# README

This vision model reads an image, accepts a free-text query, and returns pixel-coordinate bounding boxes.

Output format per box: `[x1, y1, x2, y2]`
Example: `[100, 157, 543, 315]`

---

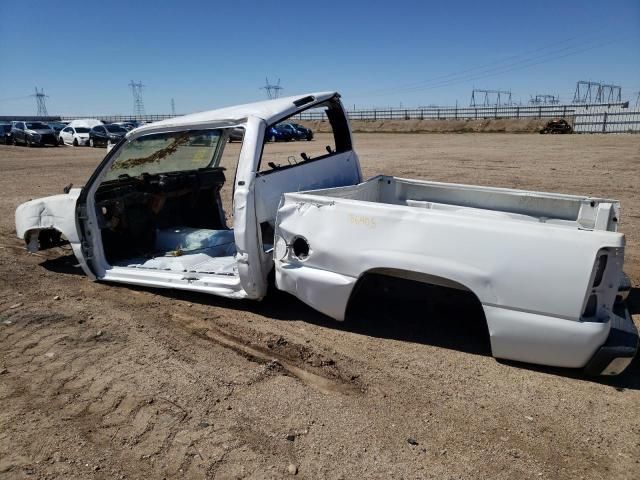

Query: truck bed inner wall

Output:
[301, 176, 618, 229]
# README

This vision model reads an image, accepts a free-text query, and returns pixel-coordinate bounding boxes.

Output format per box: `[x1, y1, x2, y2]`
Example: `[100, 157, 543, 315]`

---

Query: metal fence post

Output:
[602, 111, 608, 133]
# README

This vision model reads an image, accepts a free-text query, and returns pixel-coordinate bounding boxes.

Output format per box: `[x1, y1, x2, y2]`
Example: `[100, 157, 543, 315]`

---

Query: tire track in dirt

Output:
[171, 311, 362, 396]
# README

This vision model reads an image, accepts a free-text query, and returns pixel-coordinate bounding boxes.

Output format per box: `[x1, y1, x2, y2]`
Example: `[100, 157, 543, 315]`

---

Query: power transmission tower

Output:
[470, 89, 512, 107]
[636, 91, 640, 109]
[573, 81, 597, 103]
[598, 84, 621, 103]
[128, 80, 146, 117]
[529, 94, 559, 105]
[171, 98, 176, 116]
[260, 77, 283, 99]
[572, 81, 621, 104]
[32, 87, 49, 116]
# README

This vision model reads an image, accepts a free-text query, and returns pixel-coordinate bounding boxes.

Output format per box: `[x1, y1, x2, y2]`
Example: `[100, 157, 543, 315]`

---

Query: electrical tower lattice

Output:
[260, 78, 283, 99]
[572, 81, 621, 104]
[129, 81, 146, 117]
[32, 87, 48, 116]
[470, 89, 512, 107]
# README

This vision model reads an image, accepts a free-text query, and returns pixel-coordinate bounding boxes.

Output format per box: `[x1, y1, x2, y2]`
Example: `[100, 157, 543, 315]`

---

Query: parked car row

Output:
[0, 119, 143, 148]
[0, 119, 313, 148]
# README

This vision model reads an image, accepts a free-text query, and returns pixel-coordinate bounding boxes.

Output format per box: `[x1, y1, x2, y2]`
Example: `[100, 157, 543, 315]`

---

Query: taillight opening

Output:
[592, 254, 608, 288]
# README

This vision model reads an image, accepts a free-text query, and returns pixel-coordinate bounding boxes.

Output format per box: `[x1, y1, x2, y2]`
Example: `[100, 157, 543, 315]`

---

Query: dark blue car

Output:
[266, 124, 294, 142]
[284, 122, 314, 141]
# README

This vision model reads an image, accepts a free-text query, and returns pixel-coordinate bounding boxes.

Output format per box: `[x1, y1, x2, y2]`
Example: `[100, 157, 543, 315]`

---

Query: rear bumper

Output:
[583, 305, 638, 376]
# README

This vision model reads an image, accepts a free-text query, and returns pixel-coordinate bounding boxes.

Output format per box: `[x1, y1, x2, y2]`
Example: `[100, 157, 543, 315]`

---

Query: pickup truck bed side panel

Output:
[275, 187, 625, 369]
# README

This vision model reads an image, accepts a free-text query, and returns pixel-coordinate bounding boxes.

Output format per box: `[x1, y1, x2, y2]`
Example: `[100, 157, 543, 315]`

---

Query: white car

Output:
[58, 126, 90, 146]
[14, 92, 637, 376]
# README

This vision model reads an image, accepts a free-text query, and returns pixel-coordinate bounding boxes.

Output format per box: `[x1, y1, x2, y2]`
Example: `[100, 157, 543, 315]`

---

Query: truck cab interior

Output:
[94, 129, 239, 276]
[92, 96, 360, 281]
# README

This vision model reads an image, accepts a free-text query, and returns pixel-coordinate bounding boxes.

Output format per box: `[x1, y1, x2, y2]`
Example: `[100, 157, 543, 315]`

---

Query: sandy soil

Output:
[0, 133, 639, 480]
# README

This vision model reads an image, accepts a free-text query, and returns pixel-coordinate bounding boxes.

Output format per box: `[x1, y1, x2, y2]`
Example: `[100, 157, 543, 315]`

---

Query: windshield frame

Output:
[101, 128, 226, 182]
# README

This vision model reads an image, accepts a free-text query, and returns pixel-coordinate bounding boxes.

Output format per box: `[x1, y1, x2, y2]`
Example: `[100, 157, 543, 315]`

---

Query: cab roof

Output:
[132, 91, 337, 135]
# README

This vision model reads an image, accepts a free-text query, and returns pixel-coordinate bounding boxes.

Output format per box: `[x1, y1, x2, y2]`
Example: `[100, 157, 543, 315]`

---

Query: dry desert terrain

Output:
[0, 133, 639, 479]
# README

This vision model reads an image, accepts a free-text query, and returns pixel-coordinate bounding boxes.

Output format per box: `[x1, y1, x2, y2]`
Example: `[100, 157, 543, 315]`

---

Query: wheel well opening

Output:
[25, 228, 69, 250]
[345, 271, 492, 356]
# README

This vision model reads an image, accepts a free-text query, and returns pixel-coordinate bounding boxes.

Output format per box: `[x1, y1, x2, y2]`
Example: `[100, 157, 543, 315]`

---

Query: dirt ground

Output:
[302, 117, 552, 134]
[1, 133, 639, 480]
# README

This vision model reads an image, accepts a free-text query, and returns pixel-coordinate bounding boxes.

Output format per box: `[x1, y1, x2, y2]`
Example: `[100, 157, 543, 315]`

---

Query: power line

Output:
[361, 28, 612, 97]
[357, 34, 626, 99]
[0, 95, 32, 103]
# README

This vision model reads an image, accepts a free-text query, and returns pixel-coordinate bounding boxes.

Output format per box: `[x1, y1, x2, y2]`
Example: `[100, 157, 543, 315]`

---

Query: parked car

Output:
[0, 123, 12, 144]
[276, 123, 299, 140]
[110, 121, 139, 131]
[10, 121, 58, 147]
[58, 126, 91, 146]
[285, 122, 314, 141]
[14, 91, 636, 376]
[89, 124, 127, 148]
[266, 124, 294, 142]
[48, 122, 67, 138]
[540, 119, 573, 134]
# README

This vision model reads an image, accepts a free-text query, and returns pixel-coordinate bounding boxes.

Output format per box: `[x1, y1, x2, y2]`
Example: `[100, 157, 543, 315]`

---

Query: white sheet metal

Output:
[275, 176, 626, 370]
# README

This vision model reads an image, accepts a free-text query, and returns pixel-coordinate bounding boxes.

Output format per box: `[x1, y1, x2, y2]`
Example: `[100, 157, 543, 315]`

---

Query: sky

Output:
[0, 0, 638, 116]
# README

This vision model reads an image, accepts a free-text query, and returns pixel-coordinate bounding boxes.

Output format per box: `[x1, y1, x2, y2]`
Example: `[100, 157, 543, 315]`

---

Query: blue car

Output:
[266, 124, 294, 142]
[284, 122, 314, 141]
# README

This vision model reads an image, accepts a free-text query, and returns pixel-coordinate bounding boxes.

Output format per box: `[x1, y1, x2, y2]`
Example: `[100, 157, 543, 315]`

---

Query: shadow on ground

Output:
[39, 250, 84, 276]
[627, 287, 640, 315]
[41, 254, 639, 389]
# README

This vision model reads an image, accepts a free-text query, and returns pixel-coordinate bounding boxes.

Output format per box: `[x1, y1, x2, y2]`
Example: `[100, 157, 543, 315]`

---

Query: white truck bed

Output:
[293, 175, 621, 231]
[275, 176, 635, 374]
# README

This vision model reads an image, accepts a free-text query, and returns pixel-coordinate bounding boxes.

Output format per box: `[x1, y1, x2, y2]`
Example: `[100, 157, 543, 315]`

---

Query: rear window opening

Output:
[258, 98, 351, 174]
